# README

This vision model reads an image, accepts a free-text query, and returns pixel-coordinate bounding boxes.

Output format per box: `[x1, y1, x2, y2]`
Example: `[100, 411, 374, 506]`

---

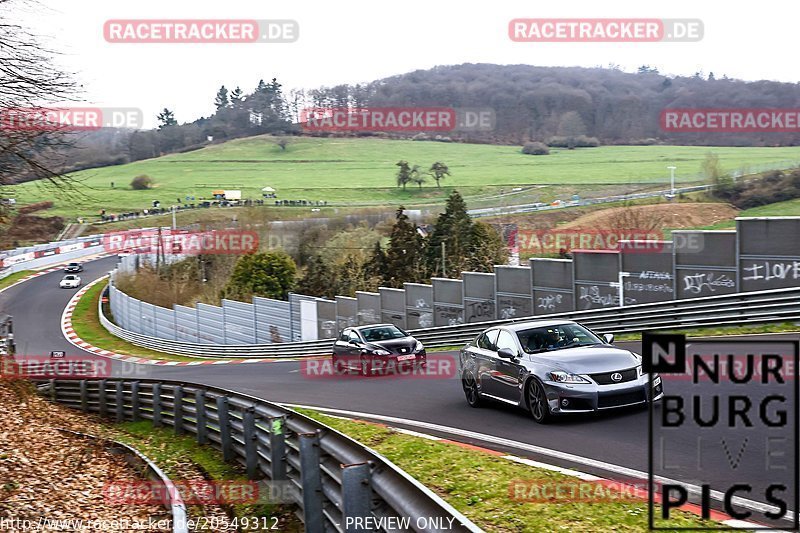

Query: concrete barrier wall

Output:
[109, 217, 800, 343]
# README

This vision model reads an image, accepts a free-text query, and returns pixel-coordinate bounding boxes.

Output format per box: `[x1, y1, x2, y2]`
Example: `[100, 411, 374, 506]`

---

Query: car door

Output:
[333, 329, 350, 357]
[469, 329, 500, 396]
[346, 329, 365, 367]
[491, 329, 525, 403]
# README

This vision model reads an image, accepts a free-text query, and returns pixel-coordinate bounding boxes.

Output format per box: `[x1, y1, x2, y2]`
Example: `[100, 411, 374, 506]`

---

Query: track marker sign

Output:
[646, 333, 799, 530]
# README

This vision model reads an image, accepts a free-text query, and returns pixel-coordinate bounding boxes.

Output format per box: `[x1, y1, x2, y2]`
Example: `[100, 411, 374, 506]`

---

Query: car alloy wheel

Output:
[462, 371, 483, 407]
[527, 378, 551, 424]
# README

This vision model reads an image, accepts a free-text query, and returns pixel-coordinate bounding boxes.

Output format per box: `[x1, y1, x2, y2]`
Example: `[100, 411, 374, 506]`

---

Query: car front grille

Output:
[597, 389, 646, 409]
[590, 367, 638, 385]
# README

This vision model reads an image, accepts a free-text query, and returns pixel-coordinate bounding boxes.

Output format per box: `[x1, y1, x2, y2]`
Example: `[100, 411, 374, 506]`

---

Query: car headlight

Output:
[371, 349, 390, 356]
[414, 341, 424, 352]
[548, 371, 590, 384]
[636, 365, 643, 377]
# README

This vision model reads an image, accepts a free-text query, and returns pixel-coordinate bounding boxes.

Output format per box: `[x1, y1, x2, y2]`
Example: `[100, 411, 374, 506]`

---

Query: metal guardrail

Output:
[54, 427, 188, 533]
[98, 283, 800, 358]
[37, 378, 482, 533]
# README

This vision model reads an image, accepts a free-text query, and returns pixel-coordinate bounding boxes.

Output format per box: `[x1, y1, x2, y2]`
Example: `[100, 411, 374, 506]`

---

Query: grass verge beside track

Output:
[107, 421, 302, 531]
[616, 322, 800, 342]
[296, 408, 723, 532]
[0, 270, 34, 291]
[70, 281, 209, 362]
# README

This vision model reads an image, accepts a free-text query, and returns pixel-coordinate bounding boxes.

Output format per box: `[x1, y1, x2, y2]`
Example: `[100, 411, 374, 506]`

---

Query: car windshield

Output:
[516, 324, 603, 354]
[64, 275, 76, 280]
[360, 325, 406, 342]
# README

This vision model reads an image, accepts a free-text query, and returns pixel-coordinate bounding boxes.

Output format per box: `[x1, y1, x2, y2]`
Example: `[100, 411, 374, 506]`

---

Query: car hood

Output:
[366, 337, 417, 354]
[533, 345, 639, 374]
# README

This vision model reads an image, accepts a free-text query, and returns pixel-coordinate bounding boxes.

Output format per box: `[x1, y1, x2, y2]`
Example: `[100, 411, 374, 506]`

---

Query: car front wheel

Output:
[527, 378, 552, 424]
[462, 371, 484, 407]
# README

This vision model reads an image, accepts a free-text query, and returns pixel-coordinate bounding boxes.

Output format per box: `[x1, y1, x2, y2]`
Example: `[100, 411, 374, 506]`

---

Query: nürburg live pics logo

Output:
[644, 332, 798, 530]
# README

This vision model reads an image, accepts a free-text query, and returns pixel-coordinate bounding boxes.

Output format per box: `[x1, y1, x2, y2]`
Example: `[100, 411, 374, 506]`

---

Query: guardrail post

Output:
[48, 379, 56, 401]
[269, 416, 287, 482]
[114, 381, 124, 423]
[173, 385, 184, 436]
[79, 380, 88, 412]
[299, 432, 324, 533]
[216, 396, 233, 462]
[195, 390, 207, 445]
[98, 379, 107, 417]
[243, 407, 257, 480]
[130, 381, 140, 421]
[152, 383, 162, 428]
[341, 463, 372, 533]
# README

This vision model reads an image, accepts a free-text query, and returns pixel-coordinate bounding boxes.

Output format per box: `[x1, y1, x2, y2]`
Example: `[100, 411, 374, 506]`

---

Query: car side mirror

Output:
[497, 347, 517, 359]
[349, 339, 360, 345]
[603, 333, 614, 344]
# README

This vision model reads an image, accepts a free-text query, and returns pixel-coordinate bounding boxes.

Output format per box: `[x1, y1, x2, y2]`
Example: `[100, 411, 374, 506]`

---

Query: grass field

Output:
[702, 197, 800, 229]
[8, 136, 800, 218]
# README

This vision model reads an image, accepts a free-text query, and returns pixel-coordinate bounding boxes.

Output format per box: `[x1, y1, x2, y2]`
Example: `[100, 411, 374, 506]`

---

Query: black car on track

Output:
[332, 324, 426, 376]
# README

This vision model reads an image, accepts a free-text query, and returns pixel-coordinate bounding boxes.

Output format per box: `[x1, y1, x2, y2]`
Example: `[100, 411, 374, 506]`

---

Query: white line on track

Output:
[280, 403, 795, 523]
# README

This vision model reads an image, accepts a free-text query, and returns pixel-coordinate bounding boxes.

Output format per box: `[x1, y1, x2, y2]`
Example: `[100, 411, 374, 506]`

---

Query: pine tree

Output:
[384, 207, 425, 287]
[214, 86, 229, 110]
[156, 108, 177, 130]
[426, 190, 472, 277]
[296, 254, 337, 299]
[230, 86, 244, 108]
[465, 221, 508, 272]
[364, 240, 387, 282]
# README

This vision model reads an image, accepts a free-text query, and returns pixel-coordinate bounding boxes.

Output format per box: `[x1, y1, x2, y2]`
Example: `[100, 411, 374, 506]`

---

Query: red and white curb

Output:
[284, 404, 784, 531]
[61, 276, 317, 366]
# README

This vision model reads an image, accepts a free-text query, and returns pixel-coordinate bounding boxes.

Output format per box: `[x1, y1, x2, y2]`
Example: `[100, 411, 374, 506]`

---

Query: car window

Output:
[495, 330, 518, 353]
[476, 329, 499, 350]
[348, 330, 361, 342]
[339, 329, 350, 341]
[361, 325, 405, 342]
[517, 323, 603, 354]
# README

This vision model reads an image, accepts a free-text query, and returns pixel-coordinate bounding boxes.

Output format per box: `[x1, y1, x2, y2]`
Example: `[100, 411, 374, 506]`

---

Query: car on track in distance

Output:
[459, 319, 663, 423]
[332, 324, 426, 376]
[59, 274, 81, 289]
[64, 262, 83, 273]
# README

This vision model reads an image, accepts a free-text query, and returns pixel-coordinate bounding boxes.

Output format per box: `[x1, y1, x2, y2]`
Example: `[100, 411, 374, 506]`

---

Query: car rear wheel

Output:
[527, 378, 552, 424]
[462, 371, 484, 407]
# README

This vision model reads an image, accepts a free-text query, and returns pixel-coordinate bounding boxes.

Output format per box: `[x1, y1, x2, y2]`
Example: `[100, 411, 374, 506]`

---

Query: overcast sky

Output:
[18, 0, 798, 128]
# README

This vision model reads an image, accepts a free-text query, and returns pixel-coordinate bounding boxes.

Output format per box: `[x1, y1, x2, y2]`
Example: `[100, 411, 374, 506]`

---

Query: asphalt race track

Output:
[2, 256, 797, 526]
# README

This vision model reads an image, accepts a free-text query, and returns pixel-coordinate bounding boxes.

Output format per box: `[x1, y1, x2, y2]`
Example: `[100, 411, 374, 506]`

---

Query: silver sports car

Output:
[459, 319, 663, 423]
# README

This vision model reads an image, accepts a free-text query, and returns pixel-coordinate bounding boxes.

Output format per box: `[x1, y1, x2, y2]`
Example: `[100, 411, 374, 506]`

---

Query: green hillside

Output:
[9, 135, 800, 218]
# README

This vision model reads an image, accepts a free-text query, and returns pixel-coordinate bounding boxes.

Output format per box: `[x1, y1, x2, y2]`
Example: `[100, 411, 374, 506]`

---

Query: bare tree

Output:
[0, 0, 78, 195]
